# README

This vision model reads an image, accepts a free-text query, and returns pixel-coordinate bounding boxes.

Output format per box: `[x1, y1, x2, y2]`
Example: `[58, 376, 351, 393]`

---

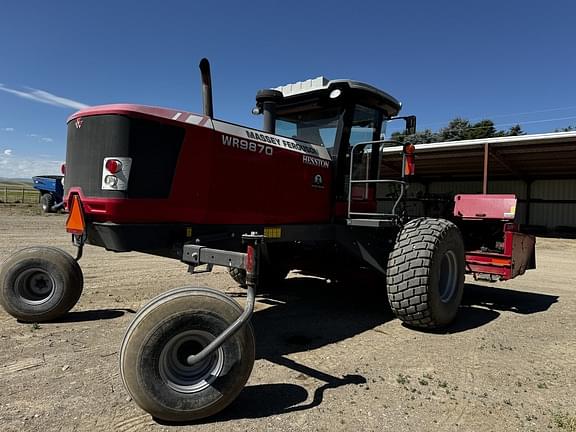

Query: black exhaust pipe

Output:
[256, 89, 283, 134]
[199, 58, 213, 118]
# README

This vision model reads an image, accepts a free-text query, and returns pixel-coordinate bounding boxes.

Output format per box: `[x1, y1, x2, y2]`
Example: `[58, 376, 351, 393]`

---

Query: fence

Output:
[0, 187, 40, 204]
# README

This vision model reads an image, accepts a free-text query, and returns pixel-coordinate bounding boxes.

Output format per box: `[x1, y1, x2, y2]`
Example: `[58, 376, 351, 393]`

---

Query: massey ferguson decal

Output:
[245, 130, 318, 156]
[213, 120, 331, 160]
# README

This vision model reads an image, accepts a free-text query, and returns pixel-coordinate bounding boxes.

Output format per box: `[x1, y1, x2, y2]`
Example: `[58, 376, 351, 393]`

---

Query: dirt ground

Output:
[0, 204, 575, 432]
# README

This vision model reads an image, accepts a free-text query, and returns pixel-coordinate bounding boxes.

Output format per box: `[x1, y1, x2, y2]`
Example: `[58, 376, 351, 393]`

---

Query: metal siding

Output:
[429, 181, 482, 195]
[375, 179, 576, 229]
[488, 181, 527, 200]
[531, 179, 576, 200]
[376, 182, 426, 200]
[514, 202, 528, 224]
[530, 203, 576, 227]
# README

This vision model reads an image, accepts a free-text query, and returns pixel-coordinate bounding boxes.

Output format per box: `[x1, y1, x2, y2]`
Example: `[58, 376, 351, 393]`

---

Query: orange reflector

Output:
[404, 154, 415, 176]
[66, 195, 86, 235]
[490, 258, 511, 266]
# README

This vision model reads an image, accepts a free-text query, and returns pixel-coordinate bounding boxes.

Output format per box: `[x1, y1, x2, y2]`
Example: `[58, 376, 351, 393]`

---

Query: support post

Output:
[525, 180, 532, 225]
[483, 143, 489, 194]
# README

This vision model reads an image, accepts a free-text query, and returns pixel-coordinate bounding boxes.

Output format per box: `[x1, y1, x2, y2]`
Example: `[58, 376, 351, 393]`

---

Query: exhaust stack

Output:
[199, 58, 214, 118]
[255, 89, 283, 134]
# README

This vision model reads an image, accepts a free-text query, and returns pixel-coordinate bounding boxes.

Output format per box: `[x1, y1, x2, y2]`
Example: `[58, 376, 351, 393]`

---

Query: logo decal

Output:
[312, 174, 324, 188]
[75, 118, 83, 129]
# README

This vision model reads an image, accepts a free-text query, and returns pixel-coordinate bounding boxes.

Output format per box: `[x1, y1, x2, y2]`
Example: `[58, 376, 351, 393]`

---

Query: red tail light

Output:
[61, 163, 66, 175]
[105, 159, 123, 174]
[245, 244, 255, 274]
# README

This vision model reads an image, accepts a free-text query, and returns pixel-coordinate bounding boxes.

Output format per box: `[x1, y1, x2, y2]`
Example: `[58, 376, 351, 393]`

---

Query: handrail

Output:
[347, 140, 407, 220]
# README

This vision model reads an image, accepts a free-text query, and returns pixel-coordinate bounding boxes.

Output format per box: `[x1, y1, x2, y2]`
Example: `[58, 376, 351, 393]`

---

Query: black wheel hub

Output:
[15, 268, 55, 304]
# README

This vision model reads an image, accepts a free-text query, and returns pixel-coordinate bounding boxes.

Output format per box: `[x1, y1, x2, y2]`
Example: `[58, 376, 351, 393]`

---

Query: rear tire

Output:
[0, 247, 83, 322]
[120, 286, 255, 422]
[40, 193, 55, 213]
[386, 218, 465, 328]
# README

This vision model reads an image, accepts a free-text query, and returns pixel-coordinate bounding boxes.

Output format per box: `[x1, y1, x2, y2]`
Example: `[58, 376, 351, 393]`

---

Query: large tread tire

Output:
[228, 265, 289, 291]
[0, 247, 83, 322]
[228, 267, 247, 287]
[387, 218, 465, 329]
[40, 193, 55, 213]
[120, 286, 255, 422]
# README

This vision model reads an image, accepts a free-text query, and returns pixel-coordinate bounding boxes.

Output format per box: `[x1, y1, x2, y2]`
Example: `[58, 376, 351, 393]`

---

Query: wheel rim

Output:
[15, 268, 56, 305]
[159, 330, 224, 394]
[438, 250, 458, 303]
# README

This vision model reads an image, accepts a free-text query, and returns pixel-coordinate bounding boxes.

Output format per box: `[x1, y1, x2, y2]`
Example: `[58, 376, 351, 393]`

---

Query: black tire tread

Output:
[386, 218, 461, 328]
[228, 267, 247, 286]
[41, 194, 55, 213]
[120, 286, 255, 422]
[0, 247, 83, 322]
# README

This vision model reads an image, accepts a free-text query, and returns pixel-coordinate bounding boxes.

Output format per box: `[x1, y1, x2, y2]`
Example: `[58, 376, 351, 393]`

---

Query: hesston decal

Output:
[302, 155, 330, 169]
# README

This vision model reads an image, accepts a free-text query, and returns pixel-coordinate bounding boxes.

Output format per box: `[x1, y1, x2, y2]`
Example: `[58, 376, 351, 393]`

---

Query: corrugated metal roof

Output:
[379, 131, 576, 180]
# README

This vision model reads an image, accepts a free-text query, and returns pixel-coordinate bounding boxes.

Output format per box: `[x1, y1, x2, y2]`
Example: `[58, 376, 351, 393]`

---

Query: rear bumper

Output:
[465, 231, 536, 281]
[85, 221, 260, 258]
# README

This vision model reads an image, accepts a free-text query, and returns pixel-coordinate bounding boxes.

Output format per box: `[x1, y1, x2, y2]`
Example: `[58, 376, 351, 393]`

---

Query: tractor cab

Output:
[255, 77, 415, 219]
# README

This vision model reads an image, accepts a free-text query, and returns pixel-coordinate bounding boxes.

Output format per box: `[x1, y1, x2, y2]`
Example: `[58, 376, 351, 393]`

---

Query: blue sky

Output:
[1, 0, 576, 178]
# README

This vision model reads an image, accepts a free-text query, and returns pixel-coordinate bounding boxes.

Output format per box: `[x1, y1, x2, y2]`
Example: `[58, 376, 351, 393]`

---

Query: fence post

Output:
[3, 187, 6, 203]
[21, 188, 25, 203]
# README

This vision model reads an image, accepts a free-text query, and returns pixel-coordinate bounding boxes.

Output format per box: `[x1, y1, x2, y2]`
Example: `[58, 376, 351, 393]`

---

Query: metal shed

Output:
[378, 131, 576, 233]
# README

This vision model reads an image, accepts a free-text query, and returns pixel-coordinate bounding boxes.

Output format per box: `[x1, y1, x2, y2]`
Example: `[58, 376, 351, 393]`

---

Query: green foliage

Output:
[391, 117, 525, 144]
[555, 125, 576, 132]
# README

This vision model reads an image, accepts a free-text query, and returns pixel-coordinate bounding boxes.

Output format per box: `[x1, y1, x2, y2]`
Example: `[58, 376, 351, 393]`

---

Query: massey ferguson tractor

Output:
[0, 59, 536, 422]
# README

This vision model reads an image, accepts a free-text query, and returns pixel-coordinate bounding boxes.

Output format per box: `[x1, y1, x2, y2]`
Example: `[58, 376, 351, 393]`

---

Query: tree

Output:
[390, 128, 438, 144]
[506, 124, 524, 136]
[391, 117, 525, 143]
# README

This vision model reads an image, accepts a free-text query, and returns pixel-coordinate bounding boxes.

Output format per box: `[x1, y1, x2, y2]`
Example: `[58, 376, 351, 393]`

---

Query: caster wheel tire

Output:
[120, 286, 255, 422]
[0, 247, 83, 322]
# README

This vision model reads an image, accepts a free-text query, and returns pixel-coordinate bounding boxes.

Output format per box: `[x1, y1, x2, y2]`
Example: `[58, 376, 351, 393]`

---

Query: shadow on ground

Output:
[406, 282, 558, 334]
[35, 308, 136, 324]
[462, 283, 558, 314]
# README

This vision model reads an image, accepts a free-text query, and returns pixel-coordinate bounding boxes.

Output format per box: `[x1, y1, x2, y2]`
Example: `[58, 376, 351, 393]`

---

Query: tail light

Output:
[101, 157, 132, 191]
[105, 159, 123, 174]
[403, 143, 416, 176]
[61, 163, 66, 175]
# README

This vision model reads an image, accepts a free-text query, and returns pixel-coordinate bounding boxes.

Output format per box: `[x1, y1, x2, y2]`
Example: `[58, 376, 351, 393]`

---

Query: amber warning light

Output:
[66, 195, 86, 235]
[403, 143, 416, 176]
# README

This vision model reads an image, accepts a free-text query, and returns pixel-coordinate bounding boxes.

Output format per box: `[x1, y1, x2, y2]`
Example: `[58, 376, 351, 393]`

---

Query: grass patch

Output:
[0, 187, 39, 204]
[396, 373, 410, 385]
[553, 412, 576, 431]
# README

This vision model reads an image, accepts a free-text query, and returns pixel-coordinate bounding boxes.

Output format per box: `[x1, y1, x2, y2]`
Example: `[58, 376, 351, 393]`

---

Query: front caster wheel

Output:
[120, 286, 255, 422]
[0, 247, 83, 322]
